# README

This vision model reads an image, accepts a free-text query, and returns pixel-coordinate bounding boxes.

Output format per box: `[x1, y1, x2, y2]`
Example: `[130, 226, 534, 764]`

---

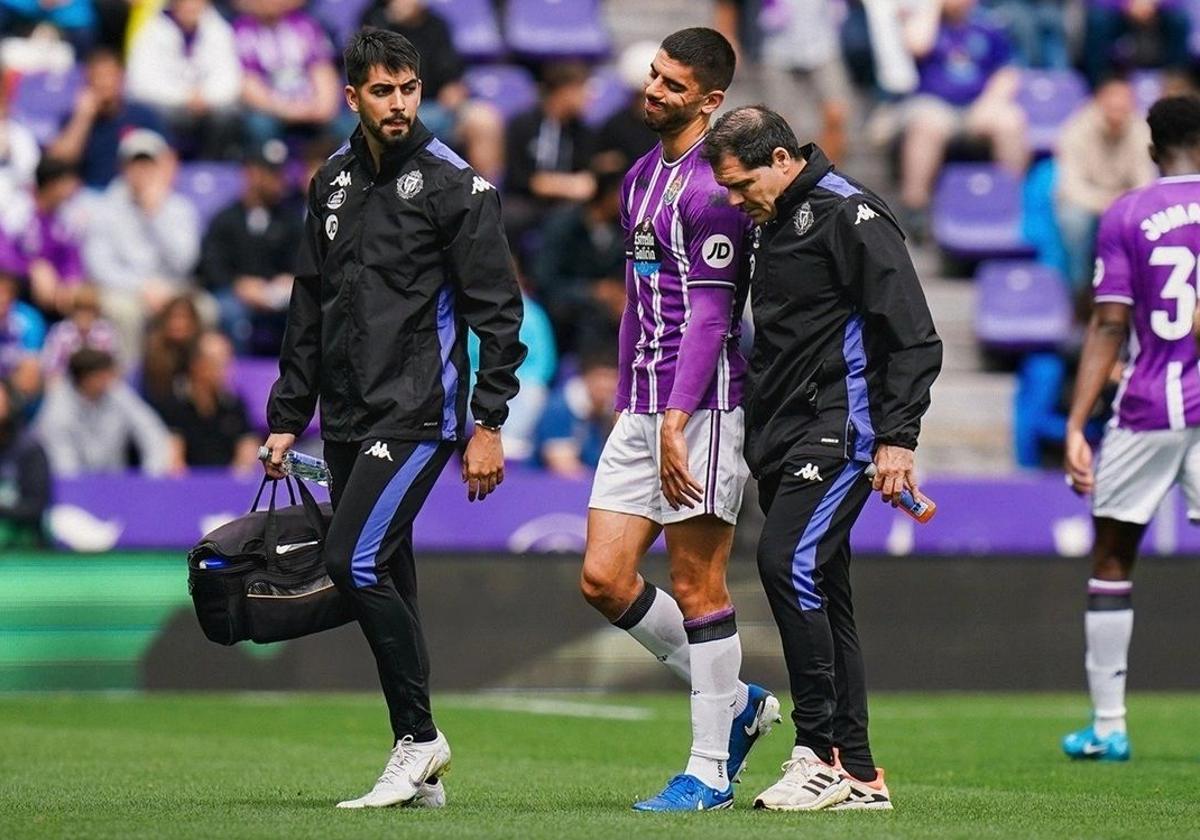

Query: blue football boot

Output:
[1062, 725, 1131, 761]
[632, 774, 734, 812]
[727, 684, 781, 782]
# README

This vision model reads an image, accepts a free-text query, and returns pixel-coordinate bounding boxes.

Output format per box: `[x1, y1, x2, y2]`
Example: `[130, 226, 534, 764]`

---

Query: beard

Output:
[643, 97, 702, 135]
[363, 112, 412, 148]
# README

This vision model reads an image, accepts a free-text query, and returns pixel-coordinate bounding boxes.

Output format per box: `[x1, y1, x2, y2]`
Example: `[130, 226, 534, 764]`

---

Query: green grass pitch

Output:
[2, 692, 1199, 839]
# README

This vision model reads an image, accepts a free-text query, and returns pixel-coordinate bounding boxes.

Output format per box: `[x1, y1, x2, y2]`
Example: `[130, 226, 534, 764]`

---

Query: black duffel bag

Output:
[187, 476, 353, 645]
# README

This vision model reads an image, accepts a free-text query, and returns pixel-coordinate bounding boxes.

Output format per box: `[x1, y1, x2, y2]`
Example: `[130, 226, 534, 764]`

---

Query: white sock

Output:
[1085, 579, 1133, 737]
[682, 610, 742, 790]
[615, 583, 748, 715]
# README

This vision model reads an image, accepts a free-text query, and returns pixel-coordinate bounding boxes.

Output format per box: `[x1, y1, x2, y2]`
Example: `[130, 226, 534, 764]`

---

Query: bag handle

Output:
[251, 475, 297, 512]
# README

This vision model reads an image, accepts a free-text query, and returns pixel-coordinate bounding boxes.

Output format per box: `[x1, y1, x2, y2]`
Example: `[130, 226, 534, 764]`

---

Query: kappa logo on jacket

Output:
[330, 170, 351, 188]
[366, 441, 393, 461]
[471, 175, 494, 195]
[855, 204, 878, 225]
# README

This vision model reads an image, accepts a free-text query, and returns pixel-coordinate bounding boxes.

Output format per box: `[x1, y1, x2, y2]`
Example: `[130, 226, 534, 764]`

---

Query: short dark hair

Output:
[660, 27, 736, 93]
[84, 46, 122, 68]
[1148, 95, 1200, 153]
[35, 157, 78, 190]
[344, 27, 420, 88]
[540, 60, 591, 93]
[67, 347, 116, 385]
[702, 105, 803, 169]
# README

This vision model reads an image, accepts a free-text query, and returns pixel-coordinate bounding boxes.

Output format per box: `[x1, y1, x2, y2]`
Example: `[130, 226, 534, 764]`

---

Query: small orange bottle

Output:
[864, 464, 936, 523]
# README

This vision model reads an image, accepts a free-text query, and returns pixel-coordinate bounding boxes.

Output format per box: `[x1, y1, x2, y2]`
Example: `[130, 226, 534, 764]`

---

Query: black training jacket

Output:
[268, 120, 526, 442]
[744, 145, 942, 478]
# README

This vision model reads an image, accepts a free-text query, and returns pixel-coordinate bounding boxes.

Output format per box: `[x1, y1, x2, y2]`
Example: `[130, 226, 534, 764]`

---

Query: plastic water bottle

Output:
[863, 464, 936, 523]
[258, 446, 331, 487]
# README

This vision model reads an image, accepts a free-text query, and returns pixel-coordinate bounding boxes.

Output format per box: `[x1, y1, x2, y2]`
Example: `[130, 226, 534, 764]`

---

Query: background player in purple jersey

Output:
[577, 28, 779, 812]
[1063, 96, 1200, 762]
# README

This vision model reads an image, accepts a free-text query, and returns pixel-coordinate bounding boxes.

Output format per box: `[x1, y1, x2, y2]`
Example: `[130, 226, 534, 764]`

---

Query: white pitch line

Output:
[440, 695, 655, 721]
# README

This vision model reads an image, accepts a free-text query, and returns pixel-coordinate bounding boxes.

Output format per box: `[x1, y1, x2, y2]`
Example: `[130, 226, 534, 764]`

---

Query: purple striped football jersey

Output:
[616, 137, 752, 414]
[1094, 175, 1200, 431]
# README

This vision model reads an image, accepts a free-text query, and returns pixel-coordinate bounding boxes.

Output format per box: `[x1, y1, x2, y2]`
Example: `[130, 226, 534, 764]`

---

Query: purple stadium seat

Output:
[312, 0, 370, 51]
[974, 261, 1071, 352]
[1191, 0, 1200, 58]
[1130, 70, 1163, 115]
[174, 162, 245, 231]
[584, 66, 631, 128]
[504, 0, 611, 60]
[11, 69, 81, 146]
[426, 0, 505, 61]
[932, 164, 1036, 261]
[464, 64, 538, 121]
[1016, 69, 1088, 156]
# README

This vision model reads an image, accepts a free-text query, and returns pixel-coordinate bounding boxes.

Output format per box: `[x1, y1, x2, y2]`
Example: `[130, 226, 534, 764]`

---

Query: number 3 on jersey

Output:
[1150, 246, 1200, 341]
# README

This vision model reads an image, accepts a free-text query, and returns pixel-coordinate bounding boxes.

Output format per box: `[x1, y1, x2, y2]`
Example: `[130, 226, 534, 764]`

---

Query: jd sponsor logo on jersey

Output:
[701, 234, 734, 269]
[855, 203, 878, 225]
[793, 201, 814, 236]
[794, 463, 823, 482]
[366, 441, 393, 461]
[325, 214, 338, 240]
[632, 218, 661, 277]
[471, 175, 494, 195]
[330, 170, 351, 188]
[326, 188, 346, 210]
[397, 169, 424, 200]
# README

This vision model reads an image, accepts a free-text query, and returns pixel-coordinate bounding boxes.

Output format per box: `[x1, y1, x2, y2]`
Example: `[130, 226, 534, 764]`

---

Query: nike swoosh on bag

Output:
[275, 540, 320, 555]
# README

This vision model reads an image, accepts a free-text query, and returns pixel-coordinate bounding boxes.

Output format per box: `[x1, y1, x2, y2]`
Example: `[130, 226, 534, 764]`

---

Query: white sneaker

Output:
[336, 732, 452, 809]
[753, 751, 850, 811]
[411, 778, 447, 809]
[828, 768, 892, 810]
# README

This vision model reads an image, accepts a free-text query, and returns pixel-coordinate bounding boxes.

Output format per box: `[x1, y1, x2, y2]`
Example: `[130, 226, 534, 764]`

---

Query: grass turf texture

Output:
[2, 693, 1198, 839]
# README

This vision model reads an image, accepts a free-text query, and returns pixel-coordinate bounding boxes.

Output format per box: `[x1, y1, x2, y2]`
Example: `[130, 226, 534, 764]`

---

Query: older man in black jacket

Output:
[703, 105, 941, 813]
[263, 29, 525, 810]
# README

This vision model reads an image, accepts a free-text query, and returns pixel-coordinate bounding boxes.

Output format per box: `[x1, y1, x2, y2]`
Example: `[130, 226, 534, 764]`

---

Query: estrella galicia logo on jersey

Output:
[793, 201, 814, 236]
[471, 175, 494, 195]
[1092, 257, 1105, 288]
[663, 175, 682, 205]
[701, 233, 734, 269]
[397, 169, 424, 200]
[633, 218, 660, 277]
[325, 214, 338, 240]
[330, 170, 351, 188]
[855, 203, 878, 225]
[326, 188, 346, 210]
[366, 441, 393, 461]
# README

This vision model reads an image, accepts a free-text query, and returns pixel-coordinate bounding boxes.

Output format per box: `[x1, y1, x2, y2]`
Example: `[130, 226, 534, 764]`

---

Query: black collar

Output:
[773, 144, 833, 220]
[348, 118, 434, 181]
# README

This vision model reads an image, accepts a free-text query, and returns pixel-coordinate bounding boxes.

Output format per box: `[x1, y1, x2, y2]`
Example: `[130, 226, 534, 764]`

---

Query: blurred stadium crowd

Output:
[0, 0, 1199, 546]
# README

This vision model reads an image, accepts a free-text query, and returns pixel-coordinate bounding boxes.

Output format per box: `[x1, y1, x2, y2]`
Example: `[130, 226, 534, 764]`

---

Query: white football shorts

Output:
[1092, 424, 1200, 524]
[589, 408, 750, 526]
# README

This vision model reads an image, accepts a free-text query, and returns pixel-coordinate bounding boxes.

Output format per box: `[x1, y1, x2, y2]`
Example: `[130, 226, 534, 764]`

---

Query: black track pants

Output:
[323, 438, 454, 743]
[756, 455, 875, 771]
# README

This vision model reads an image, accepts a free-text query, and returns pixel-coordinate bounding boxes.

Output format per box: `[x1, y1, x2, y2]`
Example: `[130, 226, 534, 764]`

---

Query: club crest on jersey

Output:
[632, 218, 661, 278]
[330, 170, 351, 188]
[325, 214, 338, 240]
[793, 201, 814, 236]
[663, 176, 683, 205]
[326, 188, 346, 210]
[397, 169, 424, 200]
